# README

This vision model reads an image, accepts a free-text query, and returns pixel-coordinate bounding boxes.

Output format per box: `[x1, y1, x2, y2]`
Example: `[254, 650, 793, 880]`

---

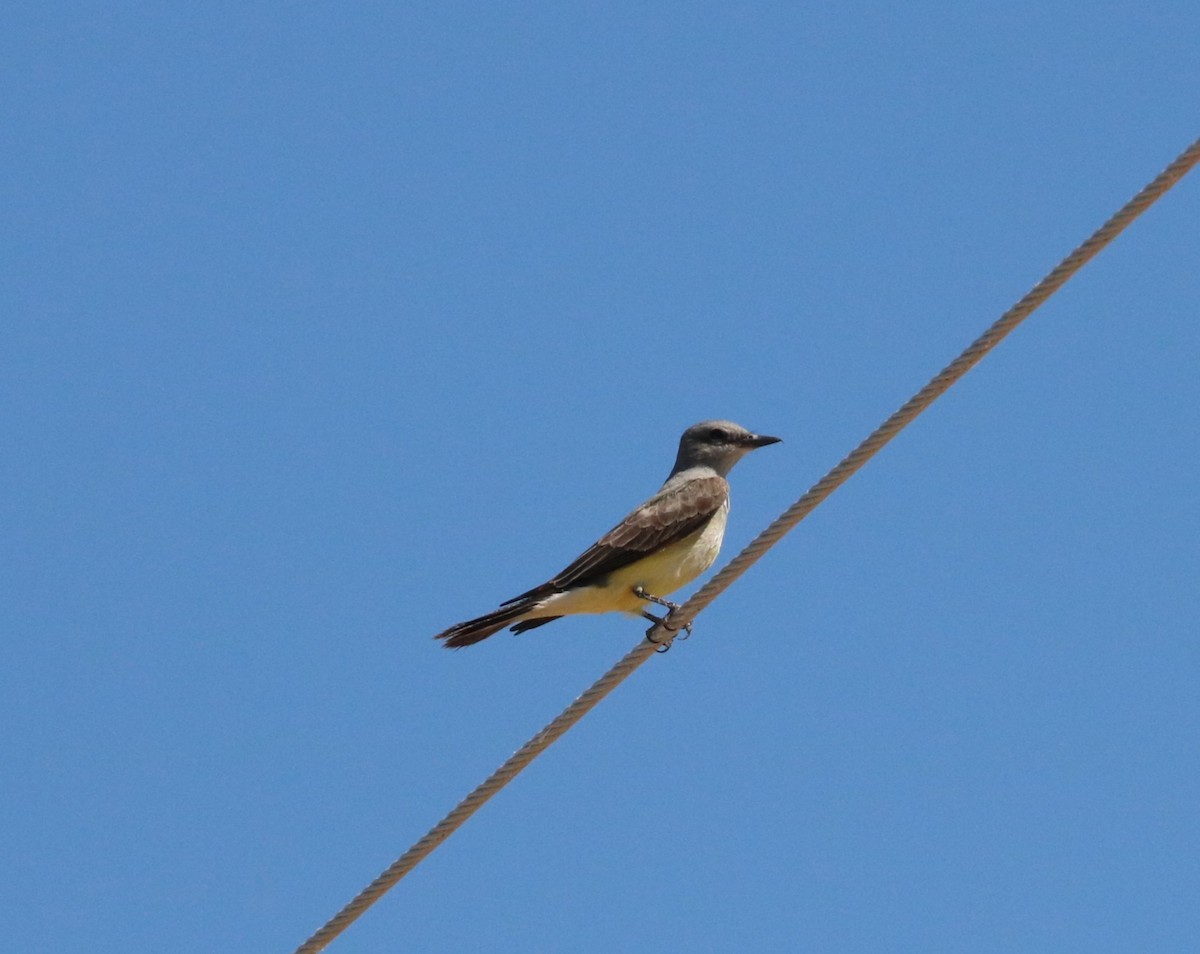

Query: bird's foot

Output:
[634, 585, 691, 641]
[639, 603, 693, 653]
[645, 616, 673, 652]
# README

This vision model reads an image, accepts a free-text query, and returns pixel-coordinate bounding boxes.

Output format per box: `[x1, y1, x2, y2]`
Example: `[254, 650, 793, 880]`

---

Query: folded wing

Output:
[506, 474, 729, 601]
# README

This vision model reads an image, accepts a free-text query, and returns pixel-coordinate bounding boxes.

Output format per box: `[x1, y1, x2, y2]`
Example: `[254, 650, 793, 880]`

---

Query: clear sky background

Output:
[3, 4, 1198, 952]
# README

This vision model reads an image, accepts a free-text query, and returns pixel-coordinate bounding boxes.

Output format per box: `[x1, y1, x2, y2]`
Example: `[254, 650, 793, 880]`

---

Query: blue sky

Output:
[3, 3, 1198, 952]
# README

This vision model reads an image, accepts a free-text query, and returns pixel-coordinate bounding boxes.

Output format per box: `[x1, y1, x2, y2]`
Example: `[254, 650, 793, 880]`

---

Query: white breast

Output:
[678, 500, 729, 580]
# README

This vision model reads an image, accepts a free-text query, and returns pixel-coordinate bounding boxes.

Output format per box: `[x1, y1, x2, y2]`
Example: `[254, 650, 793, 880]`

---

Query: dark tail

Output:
[435, 599, 561, 649]
[510, 615, 562, 634]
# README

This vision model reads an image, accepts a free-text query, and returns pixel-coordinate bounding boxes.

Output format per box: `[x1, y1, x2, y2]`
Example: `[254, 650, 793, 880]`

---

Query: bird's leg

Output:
[633, 586, 693, 646]
[632, 585, 681, 613]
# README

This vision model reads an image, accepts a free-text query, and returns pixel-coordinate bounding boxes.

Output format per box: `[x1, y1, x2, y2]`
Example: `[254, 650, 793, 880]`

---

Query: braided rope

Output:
[293, 137, 1200, 954]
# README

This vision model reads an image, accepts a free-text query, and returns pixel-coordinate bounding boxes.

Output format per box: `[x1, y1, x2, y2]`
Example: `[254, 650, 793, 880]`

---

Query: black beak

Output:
[746, 433, 782, 448]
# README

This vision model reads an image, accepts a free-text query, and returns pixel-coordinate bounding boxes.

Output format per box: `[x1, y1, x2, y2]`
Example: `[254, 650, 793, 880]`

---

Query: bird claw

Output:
[639, 594, 693, 652]
[646, 616, 692, 652]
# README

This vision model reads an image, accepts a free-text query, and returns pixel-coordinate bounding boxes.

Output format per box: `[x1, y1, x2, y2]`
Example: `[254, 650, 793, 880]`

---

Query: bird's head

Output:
[672, 420, 781, 477]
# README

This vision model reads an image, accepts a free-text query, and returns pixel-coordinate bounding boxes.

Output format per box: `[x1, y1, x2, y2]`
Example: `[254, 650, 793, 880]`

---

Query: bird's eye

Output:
[708, 427, 729, 442]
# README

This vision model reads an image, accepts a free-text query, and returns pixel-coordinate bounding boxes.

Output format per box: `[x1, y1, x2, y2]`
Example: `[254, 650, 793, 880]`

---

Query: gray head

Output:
[670, 420, 781, 478]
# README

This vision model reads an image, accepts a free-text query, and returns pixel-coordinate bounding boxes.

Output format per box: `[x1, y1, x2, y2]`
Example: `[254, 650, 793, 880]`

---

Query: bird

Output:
[434, 420, 780, 648]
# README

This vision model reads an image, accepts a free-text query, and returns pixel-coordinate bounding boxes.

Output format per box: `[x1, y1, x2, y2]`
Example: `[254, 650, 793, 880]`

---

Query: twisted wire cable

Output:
[294, 136, 1200, 954]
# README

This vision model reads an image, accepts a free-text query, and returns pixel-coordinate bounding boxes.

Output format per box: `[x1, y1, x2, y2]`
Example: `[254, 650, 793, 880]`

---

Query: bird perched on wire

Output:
[434, 420, 780, 648]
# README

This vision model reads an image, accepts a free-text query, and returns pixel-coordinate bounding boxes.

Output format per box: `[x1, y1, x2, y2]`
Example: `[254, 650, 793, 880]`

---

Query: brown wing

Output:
[505, 475, 729, 602]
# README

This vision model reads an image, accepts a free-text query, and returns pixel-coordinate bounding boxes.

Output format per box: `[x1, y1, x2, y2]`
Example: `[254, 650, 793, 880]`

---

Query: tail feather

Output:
[435, 603, 529, 648]
[435, 599, 563, 648]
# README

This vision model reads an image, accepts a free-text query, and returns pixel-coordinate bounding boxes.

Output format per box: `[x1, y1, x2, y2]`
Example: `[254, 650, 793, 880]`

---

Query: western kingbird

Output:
[434, 420, 780, 648]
